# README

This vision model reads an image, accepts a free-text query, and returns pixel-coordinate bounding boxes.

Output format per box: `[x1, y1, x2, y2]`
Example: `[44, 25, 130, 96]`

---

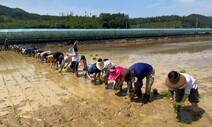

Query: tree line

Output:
[0, 5, 212, 29]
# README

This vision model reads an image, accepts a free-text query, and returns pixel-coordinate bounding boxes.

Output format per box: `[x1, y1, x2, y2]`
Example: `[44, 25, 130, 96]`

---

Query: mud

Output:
[0, 37, 212, 127]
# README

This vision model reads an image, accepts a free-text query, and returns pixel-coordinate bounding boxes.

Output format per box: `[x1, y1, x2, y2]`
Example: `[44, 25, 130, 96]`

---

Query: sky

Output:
[0, 0, 212, 18]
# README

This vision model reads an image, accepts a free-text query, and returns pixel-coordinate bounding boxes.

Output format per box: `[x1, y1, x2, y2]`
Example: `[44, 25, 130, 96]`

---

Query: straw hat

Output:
[165, 71, 186, 89]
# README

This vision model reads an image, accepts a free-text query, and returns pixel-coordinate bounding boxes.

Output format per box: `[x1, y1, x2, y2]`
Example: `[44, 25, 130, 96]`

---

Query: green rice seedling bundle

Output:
[161, 89, 170, 97]
[93, 57, 97, 60]
[172, 102, 187, 112]
[179, 69, 186, 73]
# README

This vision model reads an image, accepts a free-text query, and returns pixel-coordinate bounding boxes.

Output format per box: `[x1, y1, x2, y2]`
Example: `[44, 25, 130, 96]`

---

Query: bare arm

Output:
[64, 61, 71, 69]
[181, 93, 189, 102]
[87, 73, 92, 80]
[115, 77, 125, 90]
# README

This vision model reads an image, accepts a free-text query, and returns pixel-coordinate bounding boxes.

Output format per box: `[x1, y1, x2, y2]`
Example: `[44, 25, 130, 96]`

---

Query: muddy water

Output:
[0, 38, 212, 126]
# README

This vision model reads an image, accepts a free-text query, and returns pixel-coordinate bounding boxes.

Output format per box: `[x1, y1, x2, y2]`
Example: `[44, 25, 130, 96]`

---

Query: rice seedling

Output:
[179, 69, 186, 73]
[93, 57, 97, 60]
[173, 102, 186, 107]
[173, 102, 186, 112]
[65, 67, 73, 72]
[152, 88, 159, 95]
[161, 89, 170, 97]
[198, 92, 202, 99]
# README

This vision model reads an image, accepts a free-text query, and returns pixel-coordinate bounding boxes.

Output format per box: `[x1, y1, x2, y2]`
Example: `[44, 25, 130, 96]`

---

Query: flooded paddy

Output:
[0, 37, 212, 126]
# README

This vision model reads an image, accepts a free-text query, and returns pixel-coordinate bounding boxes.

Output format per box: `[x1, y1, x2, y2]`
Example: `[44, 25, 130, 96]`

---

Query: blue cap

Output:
[88, 65, 96, 74]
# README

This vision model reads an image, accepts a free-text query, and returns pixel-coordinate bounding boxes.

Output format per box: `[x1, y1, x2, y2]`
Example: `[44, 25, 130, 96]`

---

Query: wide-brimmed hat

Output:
[96, 60, 104, 70]
[165, 72, 186, 89]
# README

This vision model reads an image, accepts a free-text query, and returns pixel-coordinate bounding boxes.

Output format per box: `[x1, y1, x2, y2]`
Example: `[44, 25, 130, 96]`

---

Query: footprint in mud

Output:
[14, 84, 18, 86]
[16, 100, 27, 108]
[25, 87, 32, 90]
[0, 99, 6, 103]
[56, 93, 68, 96]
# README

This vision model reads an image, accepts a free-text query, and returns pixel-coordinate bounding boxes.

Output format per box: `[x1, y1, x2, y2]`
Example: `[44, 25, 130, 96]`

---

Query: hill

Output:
[0, 4, 212, 28]
[0, 5, 59, 21]
[130, 14, 212, 28]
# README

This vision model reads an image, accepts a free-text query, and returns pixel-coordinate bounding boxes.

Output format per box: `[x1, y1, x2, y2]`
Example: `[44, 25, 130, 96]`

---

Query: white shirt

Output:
[71, 48, 79, 61]
[181, 73, 198, 94]
[104, 60, 115, 70]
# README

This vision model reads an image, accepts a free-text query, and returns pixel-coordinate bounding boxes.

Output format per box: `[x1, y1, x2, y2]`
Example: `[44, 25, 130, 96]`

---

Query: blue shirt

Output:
[129, 63, 153, 81]
[88, 63, 101, 74]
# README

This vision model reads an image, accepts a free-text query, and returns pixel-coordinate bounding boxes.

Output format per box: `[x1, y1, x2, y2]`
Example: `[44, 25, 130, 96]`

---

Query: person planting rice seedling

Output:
[165, 71, 201, 117]
[39, 51, 53, 62]
[23, 47, 37, 56]
[122, 62, 155, 104]
[109, 66, 129, 90]
[79, 55, 88, 78]
[34, 49, 44, 58]
[47, 55, 57, 68]
[58, 54, 72, 72]
[96, 58, 115, 85]
[87, 63, 102, 84]
[47, 52, 64, 69]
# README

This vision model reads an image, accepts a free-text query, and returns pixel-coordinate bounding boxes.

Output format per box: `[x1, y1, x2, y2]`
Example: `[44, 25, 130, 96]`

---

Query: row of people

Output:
[8, 40, 201, 116]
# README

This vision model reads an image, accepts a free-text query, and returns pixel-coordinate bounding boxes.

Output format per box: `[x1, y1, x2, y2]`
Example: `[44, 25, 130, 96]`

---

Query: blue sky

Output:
[1, 0, 212, 18]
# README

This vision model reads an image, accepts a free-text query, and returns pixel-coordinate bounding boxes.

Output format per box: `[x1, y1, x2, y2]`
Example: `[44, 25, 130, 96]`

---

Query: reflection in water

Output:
[148, 41, 212, 54]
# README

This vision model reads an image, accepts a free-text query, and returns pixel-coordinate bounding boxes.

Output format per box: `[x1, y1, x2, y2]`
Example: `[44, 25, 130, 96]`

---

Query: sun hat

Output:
[165, 71, 186, 89]
[96, 58, 104, 70]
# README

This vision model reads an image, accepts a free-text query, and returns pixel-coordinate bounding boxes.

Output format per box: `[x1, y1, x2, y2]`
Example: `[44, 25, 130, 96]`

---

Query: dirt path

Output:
[0, 39, 212, 127]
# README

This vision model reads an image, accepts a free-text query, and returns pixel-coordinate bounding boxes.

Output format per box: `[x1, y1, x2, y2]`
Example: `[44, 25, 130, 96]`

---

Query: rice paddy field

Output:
[0, 36, 212, 127]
